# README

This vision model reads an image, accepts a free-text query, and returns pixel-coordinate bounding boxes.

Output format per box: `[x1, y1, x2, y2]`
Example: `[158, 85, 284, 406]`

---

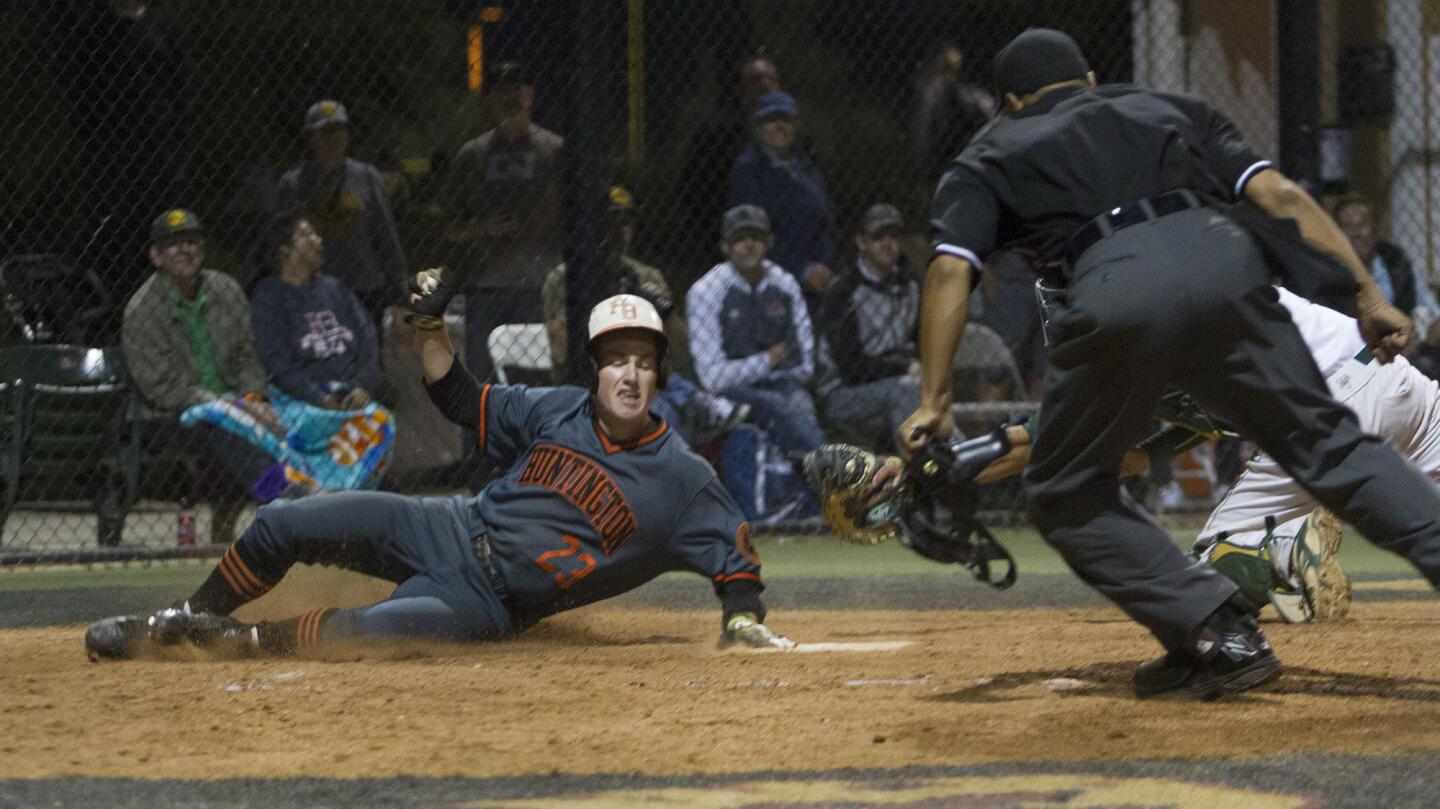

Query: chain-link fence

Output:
[0, 0, 1413, 562]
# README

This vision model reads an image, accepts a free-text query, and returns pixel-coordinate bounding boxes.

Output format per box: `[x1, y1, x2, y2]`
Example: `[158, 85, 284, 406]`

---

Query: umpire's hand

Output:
[899, 404, 955, 460]
[1357, 296, 1412, 364]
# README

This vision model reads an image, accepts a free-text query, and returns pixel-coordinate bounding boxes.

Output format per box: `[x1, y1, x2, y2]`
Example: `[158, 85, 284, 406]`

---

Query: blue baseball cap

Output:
[722, 204, 771, 239]
[753, 90, 798, 122]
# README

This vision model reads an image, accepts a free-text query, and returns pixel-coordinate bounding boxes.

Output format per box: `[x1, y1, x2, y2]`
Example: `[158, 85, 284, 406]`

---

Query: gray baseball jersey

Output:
[428, 363, 765, 623]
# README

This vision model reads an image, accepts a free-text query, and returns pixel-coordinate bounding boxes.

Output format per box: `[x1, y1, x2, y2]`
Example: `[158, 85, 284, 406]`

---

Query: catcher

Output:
[803, 430, 1018, 589]
[84, 283, 794, 660]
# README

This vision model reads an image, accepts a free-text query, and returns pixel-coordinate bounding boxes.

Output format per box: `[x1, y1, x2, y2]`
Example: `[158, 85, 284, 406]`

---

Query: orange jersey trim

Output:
[477, 384, 492, 455]
[593, 417, 669, 454]
[713, 571, 762, 585]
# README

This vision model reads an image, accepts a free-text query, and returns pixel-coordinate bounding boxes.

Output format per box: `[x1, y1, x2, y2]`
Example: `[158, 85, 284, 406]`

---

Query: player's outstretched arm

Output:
[416, 324, 457, 384]
[406, 267, 459, 382]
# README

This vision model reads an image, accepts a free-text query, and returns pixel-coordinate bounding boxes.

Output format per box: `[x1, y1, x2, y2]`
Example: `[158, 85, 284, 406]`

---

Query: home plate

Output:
[742, 640, 914, 654]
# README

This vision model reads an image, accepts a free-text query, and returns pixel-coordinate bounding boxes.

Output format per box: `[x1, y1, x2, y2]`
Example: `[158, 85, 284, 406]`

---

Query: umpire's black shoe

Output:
[1133, 651, 1195, 697]
[1183, 616, 1281, 700]
[1135, 604, 1281, 700]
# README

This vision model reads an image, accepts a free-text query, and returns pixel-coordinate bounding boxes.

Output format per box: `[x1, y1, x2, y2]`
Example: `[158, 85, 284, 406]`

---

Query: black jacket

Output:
[816, 259, 920, 385]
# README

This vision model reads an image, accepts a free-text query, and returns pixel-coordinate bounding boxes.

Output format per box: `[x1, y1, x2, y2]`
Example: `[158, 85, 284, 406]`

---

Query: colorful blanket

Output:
[179, 391, 394, 490]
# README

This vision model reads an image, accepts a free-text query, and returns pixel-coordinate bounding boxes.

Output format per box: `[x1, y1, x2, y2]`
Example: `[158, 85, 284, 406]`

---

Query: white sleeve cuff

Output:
[934, 244, 983, 268]
[1234, 160, 1273, 198]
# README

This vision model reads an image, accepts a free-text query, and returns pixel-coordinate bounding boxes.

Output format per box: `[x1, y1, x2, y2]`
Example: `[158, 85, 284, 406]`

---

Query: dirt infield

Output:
[4, 566, 1440, 786]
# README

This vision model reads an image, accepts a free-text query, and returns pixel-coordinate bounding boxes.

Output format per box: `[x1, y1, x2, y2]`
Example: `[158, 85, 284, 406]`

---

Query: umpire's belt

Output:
[1068, 189, 1203, 263]
[470, 531, 513, 608]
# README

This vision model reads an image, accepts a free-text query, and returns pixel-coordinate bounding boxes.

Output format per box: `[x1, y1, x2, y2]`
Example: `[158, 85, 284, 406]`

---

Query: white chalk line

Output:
[742, 640, 915, 654]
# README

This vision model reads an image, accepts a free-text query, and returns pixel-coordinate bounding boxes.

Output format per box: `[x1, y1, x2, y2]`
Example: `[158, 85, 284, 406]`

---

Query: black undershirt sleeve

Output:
[423, 358, 482, 430]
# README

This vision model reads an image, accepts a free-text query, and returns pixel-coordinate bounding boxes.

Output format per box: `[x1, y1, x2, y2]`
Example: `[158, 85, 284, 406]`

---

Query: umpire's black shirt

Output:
[929, 84, 1272, 270]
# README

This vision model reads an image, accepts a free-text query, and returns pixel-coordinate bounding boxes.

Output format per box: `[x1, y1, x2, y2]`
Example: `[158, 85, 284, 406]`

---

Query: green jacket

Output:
[122, 269, 268, 415]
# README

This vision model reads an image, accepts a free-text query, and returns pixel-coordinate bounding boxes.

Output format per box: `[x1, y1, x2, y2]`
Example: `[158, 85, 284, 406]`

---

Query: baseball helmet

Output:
[585, 294, 668, 388]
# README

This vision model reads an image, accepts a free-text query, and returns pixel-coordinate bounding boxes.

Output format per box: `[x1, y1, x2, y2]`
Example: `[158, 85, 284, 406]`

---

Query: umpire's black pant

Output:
[1025, 206, 1440, 652]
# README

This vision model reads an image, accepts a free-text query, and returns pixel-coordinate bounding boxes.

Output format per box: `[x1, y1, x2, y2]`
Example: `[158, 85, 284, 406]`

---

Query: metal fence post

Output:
[1277, 0, 1321, 188]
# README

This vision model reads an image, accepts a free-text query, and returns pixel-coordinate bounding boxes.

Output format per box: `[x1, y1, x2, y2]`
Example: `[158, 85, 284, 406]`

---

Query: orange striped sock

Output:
[189, 544, 276, 615]
[256, 608, 334, 656]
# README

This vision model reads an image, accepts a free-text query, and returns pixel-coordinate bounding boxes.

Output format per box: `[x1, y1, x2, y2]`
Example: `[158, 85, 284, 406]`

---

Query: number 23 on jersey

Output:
[534, 535, 596, 589]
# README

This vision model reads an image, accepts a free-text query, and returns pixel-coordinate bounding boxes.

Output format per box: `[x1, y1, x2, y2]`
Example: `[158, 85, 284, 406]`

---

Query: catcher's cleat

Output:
[1281, 507, 1351, 624]
[1204, 515, 1349, 625]
[1136, 603, 1281, 700]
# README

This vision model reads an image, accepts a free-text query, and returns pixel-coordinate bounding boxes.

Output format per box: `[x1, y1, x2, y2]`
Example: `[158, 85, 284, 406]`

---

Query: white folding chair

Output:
[951, 323, 1036, 433]
[953, 322, 1026, 397]
[487, 323, 553, 385]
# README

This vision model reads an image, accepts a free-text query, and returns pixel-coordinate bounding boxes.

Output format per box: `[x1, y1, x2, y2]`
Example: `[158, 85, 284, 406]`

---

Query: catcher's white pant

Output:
[1196, 352, 1440, 578]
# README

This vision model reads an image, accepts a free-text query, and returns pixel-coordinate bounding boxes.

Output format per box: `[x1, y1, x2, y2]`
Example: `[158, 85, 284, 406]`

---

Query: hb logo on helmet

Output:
[608, 298, 639, 322]
[584, 294, 669, 391]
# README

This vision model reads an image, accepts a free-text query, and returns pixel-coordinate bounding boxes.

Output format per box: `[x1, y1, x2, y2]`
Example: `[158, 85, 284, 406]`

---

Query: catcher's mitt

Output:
[897, 429, 1017, 589]
[802, 444, 900, 544]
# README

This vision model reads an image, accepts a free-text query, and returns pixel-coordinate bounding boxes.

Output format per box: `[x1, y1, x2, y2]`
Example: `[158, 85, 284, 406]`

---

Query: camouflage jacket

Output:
[122, 269, 268, 415]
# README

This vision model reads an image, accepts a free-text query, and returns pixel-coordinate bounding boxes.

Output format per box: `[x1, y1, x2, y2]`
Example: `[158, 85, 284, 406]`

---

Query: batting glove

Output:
[405, 267, 454, 329]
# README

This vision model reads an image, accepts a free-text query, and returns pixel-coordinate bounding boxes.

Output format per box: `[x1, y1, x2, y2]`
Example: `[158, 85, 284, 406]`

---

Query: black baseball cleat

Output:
[1135, 601, 1282, 700]
[1133, 651, 1195, 698]
[85, 614, 159, 661]
[1183, 617, 1282, 700]
[85, 608, 258, 662]
[151, 608, 259, 660]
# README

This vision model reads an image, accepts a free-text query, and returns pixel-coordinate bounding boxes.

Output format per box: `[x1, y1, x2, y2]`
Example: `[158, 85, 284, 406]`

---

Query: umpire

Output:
[901, 28, 1440, 700]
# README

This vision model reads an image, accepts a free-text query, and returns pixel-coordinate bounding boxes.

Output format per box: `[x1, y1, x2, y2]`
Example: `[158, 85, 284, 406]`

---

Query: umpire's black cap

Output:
[992, 28, 1090, 97]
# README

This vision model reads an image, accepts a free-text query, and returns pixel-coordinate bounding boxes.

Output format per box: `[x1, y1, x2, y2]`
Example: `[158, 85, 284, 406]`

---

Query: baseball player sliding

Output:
[85, 279, 793, 660]
[974, 286, 1440, 623]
